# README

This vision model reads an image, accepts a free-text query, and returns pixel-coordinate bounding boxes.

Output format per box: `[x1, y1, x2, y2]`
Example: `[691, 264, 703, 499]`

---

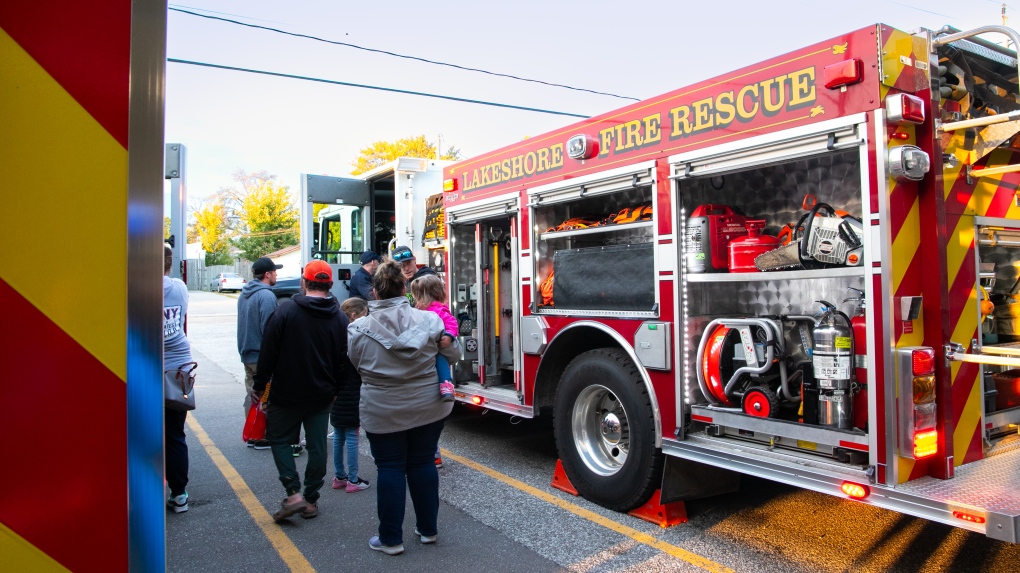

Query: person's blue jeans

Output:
[365, 417, 445, 546]
[332, 425, 360, 482]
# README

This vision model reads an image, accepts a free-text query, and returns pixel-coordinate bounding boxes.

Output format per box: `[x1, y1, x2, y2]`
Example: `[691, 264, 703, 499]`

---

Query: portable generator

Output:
[684, 205, 747, 273]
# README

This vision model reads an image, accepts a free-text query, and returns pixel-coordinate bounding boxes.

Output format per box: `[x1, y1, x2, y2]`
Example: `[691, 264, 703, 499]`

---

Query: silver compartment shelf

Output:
[685, 266, 865, 283]
[539, 220, 653, 241]
[691, 405, 868, 449]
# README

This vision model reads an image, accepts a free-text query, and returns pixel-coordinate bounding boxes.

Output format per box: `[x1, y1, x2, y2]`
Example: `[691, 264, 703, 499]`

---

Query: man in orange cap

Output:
[253, 260, 353, 521]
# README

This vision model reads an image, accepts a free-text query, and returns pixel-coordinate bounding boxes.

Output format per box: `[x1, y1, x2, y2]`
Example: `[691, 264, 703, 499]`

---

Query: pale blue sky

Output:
[165, 0, 1002, 207]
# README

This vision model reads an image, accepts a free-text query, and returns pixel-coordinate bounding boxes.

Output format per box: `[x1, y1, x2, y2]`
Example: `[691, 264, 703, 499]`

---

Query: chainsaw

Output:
[755, 202, 864, 271]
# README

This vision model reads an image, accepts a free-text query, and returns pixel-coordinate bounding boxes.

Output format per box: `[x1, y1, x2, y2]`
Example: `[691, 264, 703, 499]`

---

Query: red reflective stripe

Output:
[0, 279, 128, 571]
[691, 414, 713, 423]
[839, 440, 869, 452]
[0, 1, 131, 147]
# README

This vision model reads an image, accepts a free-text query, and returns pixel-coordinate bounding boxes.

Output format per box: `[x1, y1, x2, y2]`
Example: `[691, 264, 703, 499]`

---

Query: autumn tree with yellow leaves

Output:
[221, 170, 299, 261]
[351, 135, 460, 175]
[192, 199, 234, 265]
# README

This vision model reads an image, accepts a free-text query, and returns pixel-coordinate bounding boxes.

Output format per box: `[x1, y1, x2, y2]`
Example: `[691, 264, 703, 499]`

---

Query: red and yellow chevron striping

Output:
[1, 1, 131, 570]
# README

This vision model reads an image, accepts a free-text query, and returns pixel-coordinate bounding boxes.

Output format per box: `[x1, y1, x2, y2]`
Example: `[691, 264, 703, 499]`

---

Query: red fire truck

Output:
[440, 23, 1020, 541]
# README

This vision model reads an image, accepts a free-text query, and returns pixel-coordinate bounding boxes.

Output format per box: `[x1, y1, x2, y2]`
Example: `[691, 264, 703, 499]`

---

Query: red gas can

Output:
[685, 205, 747, 273]
[728, 220, 780, 272]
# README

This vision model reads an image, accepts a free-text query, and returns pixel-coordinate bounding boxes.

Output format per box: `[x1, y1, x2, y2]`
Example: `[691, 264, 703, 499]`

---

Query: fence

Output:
[185, 258, 252, 291]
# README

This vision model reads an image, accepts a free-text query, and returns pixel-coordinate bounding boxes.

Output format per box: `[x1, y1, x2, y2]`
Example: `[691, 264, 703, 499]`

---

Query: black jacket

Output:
[330, 368, 362, 427]
[253, 294, 351, 410]
[349, 266, 375, 300]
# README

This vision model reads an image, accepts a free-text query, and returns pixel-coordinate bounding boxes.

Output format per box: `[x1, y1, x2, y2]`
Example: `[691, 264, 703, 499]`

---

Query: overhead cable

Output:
[167, 58, 591, 118]
[169, 7, 639, 101]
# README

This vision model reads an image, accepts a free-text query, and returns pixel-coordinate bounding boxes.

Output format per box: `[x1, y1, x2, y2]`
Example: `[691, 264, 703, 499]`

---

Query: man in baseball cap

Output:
[391, 245, 436, 289]
[254, 257, 352, 521]
[350, 251, 382, 301]
[252, 256, 284, 276]
[238, 256, 284, 449]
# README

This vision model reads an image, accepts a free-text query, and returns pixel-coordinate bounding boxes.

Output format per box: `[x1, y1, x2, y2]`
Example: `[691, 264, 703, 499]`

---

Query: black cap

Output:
[359, 250, 382, 264]
[392, 245, 414, 262]
[252, 257, 283, 275]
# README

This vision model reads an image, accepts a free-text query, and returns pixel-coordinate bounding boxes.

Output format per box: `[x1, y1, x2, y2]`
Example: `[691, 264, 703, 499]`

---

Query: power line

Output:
[168, 7, 639, 101]
[167, 58, 591, 118]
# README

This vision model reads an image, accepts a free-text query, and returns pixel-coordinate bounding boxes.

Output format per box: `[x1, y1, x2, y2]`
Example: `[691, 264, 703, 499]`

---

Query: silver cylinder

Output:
[818, 389, 852, 429]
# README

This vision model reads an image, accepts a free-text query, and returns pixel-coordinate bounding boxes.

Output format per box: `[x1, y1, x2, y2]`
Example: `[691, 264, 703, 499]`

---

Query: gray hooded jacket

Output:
[237, 279, 278, 364]
[348, 296, 461, 434]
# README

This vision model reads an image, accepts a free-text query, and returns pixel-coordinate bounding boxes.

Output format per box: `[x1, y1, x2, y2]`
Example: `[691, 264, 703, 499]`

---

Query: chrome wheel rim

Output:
[571, 385, 629, 476]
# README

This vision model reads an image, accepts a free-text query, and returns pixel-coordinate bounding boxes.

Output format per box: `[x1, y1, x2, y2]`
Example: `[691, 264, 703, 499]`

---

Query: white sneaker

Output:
[413, 527, 436, 544]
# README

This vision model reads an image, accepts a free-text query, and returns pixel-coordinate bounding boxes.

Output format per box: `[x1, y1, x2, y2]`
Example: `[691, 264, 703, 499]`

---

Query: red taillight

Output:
[913, 429, 938, 458]
[886, 93, 925, 124]
[823, 59, 863, 89]
[911, 348, 935, 376]
[952, 510, 986, 524]
[841, 482, 869, 499]
[471, 396, 484, 405]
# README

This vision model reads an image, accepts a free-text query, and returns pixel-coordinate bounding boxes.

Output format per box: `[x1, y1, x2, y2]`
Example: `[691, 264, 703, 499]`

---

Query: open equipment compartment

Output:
[530, 162, 657, 316]
[673, 117, 872, 465]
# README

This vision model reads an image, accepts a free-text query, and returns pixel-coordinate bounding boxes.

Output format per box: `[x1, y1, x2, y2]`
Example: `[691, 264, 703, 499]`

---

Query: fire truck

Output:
[436, 24, 1020, 541]
[298, 157, 448, 299]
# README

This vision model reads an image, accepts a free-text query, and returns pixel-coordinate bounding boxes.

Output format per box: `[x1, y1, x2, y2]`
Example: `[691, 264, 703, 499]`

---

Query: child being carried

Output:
[411, 274, 457, 402]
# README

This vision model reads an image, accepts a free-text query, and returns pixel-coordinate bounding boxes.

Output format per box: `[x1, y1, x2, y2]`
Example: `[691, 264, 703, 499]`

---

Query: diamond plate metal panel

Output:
[893, 444, 1020, 516]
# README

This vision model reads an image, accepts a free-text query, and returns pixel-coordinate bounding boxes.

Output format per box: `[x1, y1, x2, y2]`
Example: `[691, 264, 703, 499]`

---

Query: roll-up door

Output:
[447, 193, 519, 223]
[669, 114, 865, 179]
[528, 161, 655, 206]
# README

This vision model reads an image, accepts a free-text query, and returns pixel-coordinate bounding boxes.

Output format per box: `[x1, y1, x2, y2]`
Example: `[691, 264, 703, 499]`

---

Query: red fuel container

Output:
[728, 220, 779, 272]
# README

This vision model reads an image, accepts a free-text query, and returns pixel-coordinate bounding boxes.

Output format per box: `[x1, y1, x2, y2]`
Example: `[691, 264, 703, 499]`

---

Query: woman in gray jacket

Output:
[348, 260, 462, 555]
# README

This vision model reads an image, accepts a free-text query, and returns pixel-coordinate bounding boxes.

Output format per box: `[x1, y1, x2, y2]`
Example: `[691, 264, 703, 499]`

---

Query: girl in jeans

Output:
[348, 260, 462, 555]
[331, 298, 371, 493]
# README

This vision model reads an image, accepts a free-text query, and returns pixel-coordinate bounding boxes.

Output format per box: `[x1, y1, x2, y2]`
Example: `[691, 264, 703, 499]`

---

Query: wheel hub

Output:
[601, 413, 622, 444]
[572, 385, 629, 476]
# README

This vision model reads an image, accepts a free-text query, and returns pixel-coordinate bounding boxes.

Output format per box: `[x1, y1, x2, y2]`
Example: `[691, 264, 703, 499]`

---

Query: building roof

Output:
[265, 244, 300, 259]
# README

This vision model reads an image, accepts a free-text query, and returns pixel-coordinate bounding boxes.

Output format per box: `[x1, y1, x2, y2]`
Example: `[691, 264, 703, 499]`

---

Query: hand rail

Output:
[946, 345, 1020, 367]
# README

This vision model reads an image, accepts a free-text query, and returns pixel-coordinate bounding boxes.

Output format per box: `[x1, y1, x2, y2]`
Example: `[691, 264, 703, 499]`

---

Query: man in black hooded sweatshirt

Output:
[253, 260, 352, 521]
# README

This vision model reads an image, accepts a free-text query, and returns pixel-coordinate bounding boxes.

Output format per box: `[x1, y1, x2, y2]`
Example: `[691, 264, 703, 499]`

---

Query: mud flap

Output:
[659, 456, 741, 504]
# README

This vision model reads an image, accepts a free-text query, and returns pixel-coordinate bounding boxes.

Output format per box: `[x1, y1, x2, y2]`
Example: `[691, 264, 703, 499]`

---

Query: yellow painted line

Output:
[186, 415, 315, 573]
[440, 449, 734, 573]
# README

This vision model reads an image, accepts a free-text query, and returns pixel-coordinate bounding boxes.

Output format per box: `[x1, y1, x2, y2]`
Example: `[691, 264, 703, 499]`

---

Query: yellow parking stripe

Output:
[186, 416, 315, 573]
[441, 449, 734, 573]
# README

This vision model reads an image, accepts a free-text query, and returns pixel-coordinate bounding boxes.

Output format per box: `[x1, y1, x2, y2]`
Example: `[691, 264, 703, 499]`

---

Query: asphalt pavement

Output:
[168, 291, 1020, 573]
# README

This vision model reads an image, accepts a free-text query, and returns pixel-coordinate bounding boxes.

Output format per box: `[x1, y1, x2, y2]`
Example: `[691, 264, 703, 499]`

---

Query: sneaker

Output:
[246, 439, 255, 448]
[251, 439, 271, 450]
[368, 536, 404, 555]
[167, 491, 188, 513]
[332, 477, 348, 489]
[292, 444, 304, 457]
[413, 527, 437, 544]
[435, 457, 443, 469]
[300, 502, 318, 519]
[346, 477, 370, 493]
[439, 380, 455, 402]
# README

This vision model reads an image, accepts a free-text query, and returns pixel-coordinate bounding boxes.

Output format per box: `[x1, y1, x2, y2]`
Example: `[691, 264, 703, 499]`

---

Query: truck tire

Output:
[553, 348, 662, 512]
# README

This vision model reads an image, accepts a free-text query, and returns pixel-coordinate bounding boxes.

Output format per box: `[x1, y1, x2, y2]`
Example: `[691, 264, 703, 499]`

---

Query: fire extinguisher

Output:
[813, 301, 854, 429]
[844, 288, 868, 431]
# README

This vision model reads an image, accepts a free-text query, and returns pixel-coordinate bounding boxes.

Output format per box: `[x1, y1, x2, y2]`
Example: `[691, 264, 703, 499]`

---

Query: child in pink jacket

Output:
[411, 274, 457, 401]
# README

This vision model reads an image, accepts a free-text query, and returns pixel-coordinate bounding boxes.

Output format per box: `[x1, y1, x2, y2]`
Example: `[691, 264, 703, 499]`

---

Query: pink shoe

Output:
[440, 380, 455, 402]
[346, 478, 370, 492]
[332, 477, 348, 489]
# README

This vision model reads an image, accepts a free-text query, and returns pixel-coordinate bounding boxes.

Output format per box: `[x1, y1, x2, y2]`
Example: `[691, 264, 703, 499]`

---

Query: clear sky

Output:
[165, 0, 1005, 209]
